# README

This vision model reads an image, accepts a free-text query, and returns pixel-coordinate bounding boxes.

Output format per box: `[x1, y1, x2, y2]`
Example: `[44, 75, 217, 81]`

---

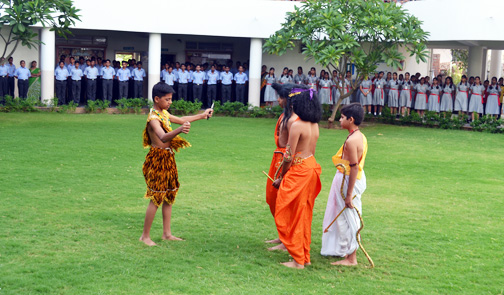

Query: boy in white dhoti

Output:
[321, 103, 368, 266]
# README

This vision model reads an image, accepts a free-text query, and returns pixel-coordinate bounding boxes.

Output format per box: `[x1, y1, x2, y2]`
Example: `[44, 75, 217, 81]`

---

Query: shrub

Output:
[170, 99, 203, 115]
[58, 101, 78, 113]
[85, 100, 98, 113]
[115, 98, 130, 114]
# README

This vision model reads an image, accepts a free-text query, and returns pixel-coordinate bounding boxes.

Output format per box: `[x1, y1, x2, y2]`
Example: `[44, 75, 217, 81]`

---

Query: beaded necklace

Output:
[150, 108, 172, 131]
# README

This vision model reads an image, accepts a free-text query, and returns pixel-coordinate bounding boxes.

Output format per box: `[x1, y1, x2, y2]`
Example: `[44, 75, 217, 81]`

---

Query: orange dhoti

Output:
[274, 156, 322, 265]
[265, 147, 285, 216]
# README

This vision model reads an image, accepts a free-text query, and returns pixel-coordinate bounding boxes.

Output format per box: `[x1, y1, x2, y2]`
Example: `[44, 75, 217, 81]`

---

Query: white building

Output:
[4, 0, 504, 105]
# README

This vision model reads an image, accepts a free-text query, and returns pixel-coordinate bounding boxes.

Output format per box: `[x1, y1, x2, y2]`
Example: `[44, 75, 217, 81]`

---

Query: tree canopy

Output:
[0, 0, 80, 63]
[263, 0, 430, 123]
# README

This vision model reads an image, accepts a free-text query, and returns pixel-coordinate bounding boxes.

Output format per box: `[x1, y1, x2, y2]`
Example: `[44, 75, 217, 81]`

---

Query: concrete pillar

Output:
[468, 46, 485, 78]
[147, 33, 161, 102]
[40, 28, 55, 105]
[248, 38, 262, 107]
[489, 50, 502, 79]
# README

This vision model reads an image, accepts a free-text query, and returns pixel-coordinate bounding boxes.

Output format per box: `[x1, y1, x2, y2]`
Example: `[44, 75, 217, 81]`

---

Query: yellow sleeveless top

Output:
[332, 133, 367, 180]
[142, 108, 191, 151]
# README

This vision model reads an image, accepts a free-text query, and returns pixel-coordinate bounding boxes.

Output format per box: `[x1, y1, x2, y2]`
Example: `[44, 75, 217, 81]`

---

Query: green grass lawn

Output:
[0, 113, 503, 295]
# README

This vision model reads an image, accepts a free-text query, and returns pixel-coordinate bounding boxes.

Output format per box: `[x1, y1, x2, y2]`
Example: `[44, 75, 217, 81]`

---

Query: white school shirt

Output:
[116, 68, 131, 81]
[234, 72, 248, 84]
[206, 71, 219, 85]
[84, 67, 99, 79]
[14, 67, 31, 80]
[55, 67, 69, 81]
[132, 68, 146, 81]
[101, 67, 116, 79]
[192, 71, 206, 85]
[220, 72, 233, 85]
[70, 68, 84, 81]
[163, 72, 177, 85]
[178, 71, 190, 83]
[7, 64, 16, 76]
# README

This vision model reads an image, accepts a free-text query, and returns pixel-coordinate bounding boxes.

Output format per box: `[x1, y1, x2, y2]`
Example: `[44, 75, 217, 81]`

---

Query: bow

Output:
[323, 163, 375, 268]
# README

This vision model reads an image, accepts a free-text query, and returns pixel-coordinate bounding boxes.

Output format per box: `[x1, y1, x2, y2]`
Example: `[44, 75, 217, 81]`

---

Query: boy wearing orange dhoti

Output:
[265, 83, 298, 245]
[271, 85, 323, 269]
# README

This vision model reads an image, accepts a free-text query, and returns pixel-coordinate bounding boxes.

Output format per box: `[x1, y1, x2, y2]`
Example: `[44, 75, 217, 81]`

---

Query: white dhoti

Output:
[321, 170, 366, 257]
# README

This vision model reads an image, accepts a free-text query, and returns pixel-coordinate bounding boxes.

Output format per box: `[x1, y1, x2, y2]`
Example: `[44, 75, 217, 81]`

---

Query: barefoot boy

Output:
[265, 83, 297, 247]
[139, 82, 212, 246]
[271, 86, 322, 269]
[321, 103, 367, 266]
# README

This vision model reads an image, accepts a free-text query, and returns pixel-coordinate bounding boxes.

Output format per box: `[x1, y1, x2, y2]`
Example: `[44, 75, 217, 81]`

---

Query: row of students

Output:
[53, 59, 147, 104]
[160, 63, 249, 106]
[360, 72, 503, 120]
[269, 66, 504, 120]
[0, 57, 32, 99]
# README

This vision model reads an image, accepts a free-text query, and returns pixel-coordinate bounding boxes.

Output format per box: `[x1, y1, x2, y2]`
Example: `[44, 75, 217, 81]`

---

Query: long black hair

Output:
[272, 83, 322, 126]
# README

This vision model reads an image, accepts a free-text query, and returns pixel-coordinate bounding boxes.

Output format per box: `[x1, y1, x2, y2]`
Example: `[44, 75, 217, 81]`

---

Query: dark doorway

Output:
[161, 54, 176, 67]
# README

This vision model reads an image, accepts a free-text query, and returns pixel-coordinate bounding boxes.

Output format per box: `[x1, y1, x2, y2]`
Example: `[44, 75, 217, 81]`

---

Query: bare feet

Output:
[331, 259, 358, 266]
[162, 234, 184, 241]
[268, 243, 287, 251]
[265, 238, 281, 244]
[305, 262, 311, 266]
[281, 261, 304, 269]
[139, 237, 157, 246]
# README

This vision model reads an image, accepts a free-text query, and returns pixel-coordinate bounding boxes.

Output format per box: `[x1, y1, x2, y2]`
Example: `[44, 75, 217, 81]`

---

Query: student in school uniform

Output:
[486, 77, 501, 118]
[220, 66, 233, 103]
[293, 66, 306, 85]
[127, 59, 136, 99]
[84, 60, 99, 101]
[388, 72, 400, 115]
[264, 67, 277, 107]
[359, 75, 373, 114]
[206, 65, 219, 107]
[55, 61, 70, 104]
[414, 77, 429, 118]
[410, 75, 419, 111]
[132, 62, 146, 98]
[319, 72, 333, 105]
[384, 72, 392, 105]
[306, 67, 318, 91]
[101, 59, 115, 103]
[279, 67, 293, 85]
[160, 63, 170, 83]
[372, 71, 386, 116]
[187, 64, 194, 101]
[70, 61, 83, 105]
[439, 77, 455, 114]
[6, 57, 16, 97]
[162, 66, 177, 88]
[116, 61, 131, 99]
[0, 58, 8, 100]
[469, 76, 485, 121]
[454, 75, 469, 117]
[234, 65, 248, 104]
[191, 64, 206, 102]
[14, 60, 31, 99]
[427, 78, 441, 113]
[399, 72, 413, 116]
[66, 57, 76, 102]
[177, 64, 190, 101]
[95, 57, 103, 101]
